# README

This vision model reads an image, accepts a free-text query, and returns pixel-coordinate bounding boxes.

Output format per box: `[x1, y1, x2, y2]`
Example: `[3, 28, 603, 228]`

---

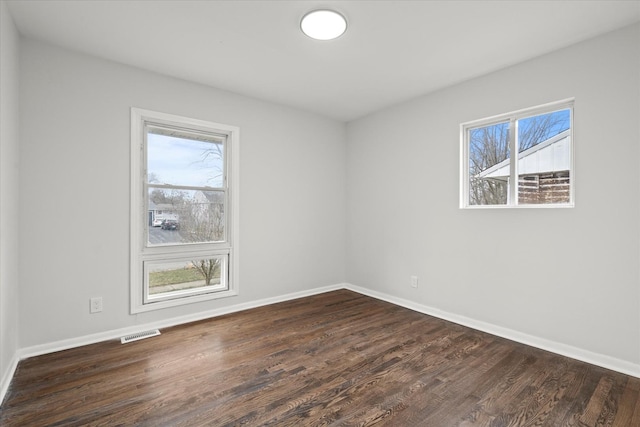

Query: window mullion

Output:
[147, 183, 226, 192]
[509, 118, 518, 205]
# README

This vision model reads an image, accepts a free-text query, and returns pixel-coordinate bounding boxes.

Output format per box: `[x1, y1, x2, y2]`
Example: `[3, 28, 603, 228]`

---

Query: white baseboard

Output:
[1, 283, 345, 405]
[17, 283, 346, 361]
[344, 283, 640, 379]
[0, 353, 19, 406]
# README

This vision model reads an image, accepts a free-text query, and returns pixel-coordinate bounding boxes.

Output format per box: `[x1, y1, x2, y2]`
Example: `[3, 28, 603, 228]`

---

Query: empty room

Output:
[1, 1, 639, 425]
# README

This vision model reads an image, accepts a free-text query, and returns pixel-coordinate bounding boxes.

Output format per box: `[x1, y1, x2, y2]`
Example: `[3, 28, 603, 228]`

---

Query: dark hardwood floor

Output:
[1, 290, 639, 426]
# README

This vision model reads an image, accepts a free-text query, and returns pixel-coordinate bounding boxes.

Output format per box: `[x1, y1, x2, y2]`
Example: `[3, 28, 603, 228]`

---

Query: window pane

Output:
[146, 257, 227, 300]
[148, 188, 225, 245]
[468, 122, 510, 205]
[517, 109, 571, 205]
[518, 109, 570, 152]
[147, 128, 224, 188]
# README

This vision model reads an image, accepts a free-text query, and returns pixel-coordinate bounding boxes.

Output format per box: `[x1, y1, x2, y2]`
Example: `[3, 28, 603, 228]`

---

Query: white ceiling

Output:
[6, 0, 640, 122]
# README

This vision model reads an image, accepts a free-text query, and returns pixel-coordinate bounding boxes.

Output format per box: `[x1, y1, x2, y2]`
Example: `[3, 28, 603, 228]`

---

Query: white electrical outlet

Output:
[90, 297, 103, 313]
[410, 276, 418, 288]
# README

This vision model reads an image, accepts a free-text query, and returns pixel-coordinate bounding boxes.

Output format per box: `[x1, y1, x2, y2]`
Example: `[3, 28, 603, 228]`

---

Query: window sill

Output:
[131, 288, 238, 314]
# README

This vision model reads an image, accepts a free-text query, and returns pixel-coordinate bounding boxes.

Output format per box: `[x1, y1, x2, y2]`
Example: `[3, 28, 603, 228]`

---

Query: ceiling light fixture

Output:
[300, 10, 347, 41]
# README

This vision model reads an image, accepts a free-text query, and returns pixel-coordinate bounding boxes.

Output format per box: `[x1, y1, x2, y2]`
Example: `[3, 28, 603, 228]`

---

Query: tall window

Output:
[460, 99, 574, 208]
[130, 108, 239, 313]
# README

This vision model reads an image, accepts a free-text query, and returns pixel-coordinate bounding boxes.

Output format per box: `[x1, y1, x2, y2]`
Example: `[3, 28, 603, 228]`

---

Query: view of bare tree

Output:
[191, 258, 221, 286]
[469, 122, 510, 205]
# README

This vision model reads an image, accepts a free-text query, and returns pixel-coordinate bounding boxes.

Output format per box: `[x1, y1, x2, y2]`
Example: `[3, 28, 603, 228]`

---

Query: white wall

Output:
[0, 0, 21, 396]
[18, 39, 347, 348]
[346, 24, 640, 367]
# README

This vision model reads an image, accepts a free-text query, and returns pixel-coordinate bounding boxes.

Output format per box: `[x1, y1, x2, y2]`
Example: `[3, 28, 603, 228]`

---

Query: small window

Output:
[461, 100, 573, 208]
[130, 108, 239, 313]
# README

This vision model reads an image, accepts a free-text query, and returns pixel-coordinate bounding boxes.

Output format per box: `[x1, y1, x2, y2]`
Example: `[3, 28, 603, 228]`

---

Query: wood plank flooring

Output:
[1, 290, 639, 426]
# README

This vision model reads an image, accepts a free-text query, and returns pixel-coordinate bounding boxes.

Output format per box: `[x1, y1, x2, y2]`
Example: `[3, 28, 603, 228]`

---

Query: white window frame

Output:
[460, 99, 574, 209]
[130, 108, 239, 313]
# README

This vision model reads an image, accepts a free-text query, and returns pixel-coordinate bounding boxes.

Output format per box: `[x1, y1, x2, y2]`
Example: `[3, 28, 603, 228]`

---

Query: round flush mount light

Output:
[300, 10, 347, 41]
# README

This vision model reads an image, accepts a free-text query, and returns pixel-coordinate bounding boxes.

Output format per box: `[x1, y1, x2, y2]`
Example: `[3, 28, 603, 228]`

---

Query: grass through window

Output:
[149, 267, 210, 287]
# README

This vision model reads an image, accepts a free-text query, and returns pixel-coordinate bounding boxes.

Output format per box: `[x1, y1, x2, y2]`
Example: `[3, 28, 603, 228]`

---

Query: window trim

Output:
[130, 108, 239, 313]
[460, 99, 574, 209]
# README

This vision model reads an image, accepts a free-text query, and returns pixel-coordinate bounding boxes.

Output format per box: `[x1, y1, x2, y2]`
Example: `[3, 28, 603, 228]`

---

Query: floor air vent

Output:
[120, 329, 161, 344]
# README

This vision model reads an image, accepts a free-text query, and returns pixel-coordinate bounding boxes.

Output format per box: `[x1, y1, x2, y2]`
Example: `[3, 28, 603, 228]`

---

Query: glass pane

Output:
[517, 109, 571, 204]
[518, 109, 570, 152]
[468, 122, 510, 205]
[148, 189, 225, 245]
[146, 257, 226, 298]
[147, 127, 224, 188]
